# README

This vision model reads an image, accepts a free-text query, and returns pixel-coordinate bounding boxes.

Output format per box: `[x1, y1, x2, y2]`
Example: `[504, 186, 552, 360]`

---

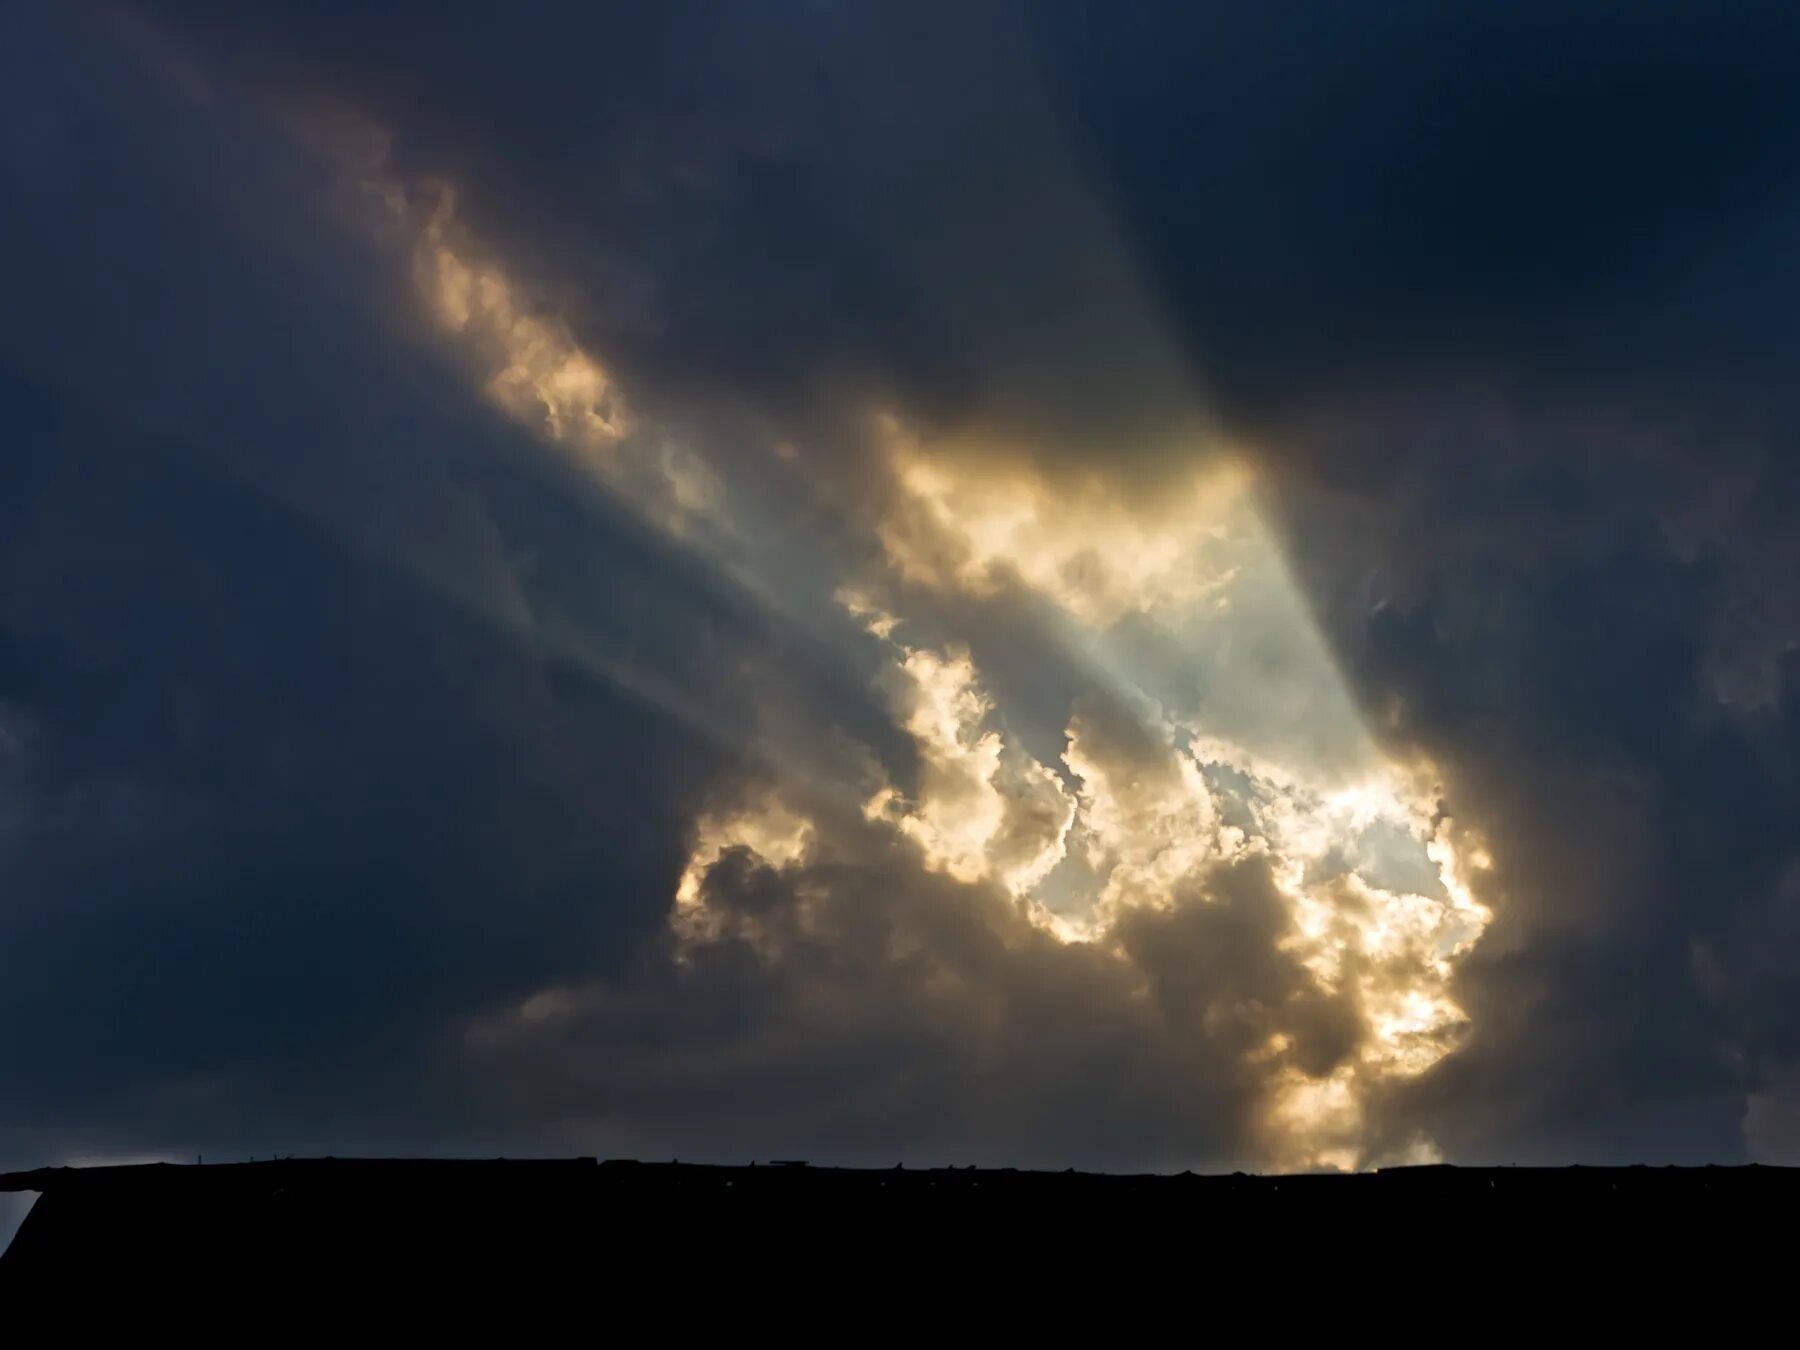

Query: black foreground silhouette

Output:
[3, 1156, 1789, 1300]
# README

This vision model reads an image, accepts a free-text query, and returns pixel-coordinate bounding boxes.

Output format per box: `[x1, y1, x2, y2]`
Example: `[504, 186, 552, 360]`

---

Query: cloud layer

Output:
[5, 1, 1800, 1173]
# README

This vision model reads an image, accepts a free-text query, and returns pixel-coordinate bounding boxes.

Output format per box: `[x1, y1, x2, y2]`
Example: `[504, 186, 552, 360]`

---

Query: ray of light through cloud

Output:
[13, 0, 1800, 1201]
[292, 108, 1495, 1170]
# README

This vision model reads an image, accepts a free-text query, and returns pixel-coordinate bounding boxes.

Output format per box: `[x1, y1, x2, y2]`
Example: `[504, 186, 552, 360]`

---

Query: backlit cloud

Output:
[13, 1, 1800, 1182]
[315, 138, 1497, 1166]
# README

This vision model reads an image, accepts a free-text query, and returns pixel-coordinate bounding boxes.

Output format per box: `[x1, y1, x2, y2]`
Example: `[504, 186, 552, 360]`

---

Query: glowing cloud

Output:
[421, 198, 633, 452]
[319, 126, 730, 547]
[673, 796, 816, 955]
[874, 416, 1250, 627]
[852, 615, 1077, 901]
[324, 128, 1493, 1171]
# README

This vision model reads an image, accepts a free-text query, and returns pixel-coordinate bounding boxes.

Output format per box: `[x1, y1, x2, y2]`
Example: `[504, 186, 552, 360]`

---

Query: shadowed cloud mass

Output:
[4, 1, 1800, 1186]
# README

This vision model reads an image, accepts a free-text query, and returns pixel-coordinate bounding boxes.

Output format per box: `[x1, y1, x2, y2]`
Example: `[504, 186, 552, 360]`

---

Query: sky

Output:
[6, 0, 1800, 1209]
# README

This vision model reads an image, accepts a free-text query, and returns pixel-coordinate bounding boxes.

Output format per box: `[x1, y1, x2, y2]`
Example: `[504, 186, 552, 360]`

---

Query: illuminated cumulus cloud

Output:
[314, 127, 1494, 1169]
[846, 601, 1076, 902]
[671, 431, 1494, 1170]
[655, 757, 1483, 1168]
[1061, 697, 1222, 925]
[672, 796, 817, 956]
[873, 415, 1248, 628]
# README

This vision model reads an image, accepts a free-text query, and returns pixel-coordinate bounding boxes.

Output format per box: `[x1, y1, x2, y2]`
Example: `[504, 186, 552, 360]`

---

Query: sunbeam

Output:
[305, 113, 1494, 1169]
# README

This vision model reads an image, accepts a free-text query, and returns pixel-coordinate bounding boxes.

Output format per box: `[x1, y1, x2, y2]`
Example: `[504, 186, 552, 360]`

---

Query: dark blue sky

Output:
[7, 1, 1800, 1214]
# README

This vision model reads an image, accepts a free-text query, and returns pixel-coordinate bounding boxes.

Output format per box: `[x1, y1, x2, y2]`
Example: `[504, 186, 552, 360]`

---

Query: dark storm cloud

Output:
[134, 1, 1800, 470]
[0, 4, 818, 1167]
[133, 0, 1220, 489]
[1035, 1, 1800, 421]
[10, 0, 1800, 1175]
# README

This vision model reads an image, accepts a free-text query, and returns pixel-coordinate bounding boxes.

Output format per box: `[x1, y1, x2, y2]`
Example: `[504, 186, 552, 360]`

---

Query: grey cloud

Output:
[468, 817, 1362, 1170]
[9, 0, 1800, 1177]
